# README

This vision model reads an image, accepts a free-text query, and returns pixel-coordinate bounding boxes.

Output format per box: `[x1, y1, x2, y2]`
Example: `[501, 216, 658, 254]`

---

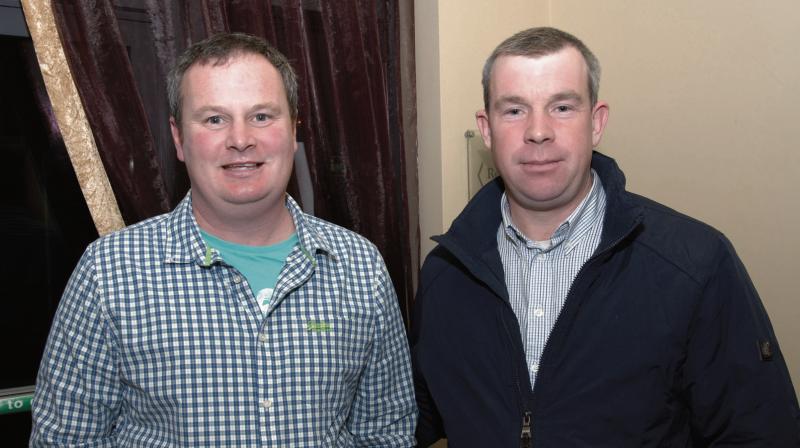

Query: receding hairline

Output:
[488, 49, 593, 108]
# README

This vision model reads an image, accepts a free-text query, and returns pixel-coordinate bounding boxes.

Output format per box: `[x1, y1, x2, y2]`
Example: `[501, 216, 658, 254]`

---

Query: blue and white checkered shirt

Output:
[31, 194, 417, 447]
[498, 170, 606, 387]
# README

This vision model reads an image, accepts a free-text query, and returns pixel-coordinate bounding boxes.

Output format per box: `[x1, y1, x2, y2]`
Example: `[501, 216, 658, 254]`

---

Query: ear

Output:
[292, 119, 299, 154]
[476, 109, 492, 150]
[591, 101, 610, 147]
[170, 116, 186, 161]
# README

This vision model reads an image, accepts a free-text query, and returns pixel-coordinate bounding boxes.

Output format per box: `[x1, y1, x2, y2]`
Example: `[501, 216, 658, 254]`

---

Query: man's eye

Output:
[254, 113, 269, 121]
[554, 105, 573, 113]
[504, 108, 523, 116]
[206, 116, 223, 125]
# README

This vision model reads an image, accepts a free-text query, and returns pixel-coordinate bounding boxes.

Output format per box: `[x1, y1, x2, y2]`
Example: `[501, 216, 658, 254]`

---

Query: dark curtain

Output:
[50, 0, 171, 224]
[50, 0, 418, 324]
[0, 35, 99, 443]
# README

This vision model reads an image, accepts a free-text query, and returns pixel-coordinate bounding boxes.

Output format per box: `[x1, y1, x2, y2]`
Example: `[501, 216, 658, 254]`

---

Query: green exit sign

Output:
[0, 394, 33, 415]
[0, 386, 35, 415]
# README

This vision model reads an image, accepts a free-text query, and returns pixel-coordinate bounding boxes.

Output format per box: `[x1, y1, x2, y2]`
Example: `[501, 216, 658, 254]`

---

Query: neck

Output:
[509, 205, 570, 241]
[509, 174, 593, 241]
[193, 196, 296, 246]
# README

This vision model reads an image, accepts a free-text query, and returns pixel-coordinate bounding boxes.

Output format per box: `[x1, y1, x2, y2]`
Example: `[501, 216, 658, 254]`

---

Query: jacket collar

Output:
[433, 151, 643, 298]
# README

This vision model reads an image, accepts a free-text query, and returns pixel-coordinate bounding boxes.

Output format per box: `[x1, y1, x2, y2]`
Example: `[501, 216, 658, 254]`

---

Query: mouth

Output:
[222, 162, 264, 171]
[519, 159, 560, 172]
[520, 159, 559, 166]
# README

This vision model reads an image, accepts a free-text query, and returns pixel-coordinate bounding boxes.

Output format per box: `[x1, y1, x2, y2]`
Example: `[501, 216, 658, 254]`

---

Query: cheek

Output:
[183, 131, 223, 160]
[558, 122, 594, 148]
[488, 123, 519, 150]
[260, 127, 297, 154]
[490, 146, 516, 177]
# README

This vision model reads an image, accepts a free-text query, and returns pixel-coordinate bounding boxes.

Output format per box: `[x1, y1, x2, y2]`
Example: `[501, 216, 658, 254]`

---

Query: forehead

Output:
[180, 53, 284, 98]
[490, 48, 589, 99]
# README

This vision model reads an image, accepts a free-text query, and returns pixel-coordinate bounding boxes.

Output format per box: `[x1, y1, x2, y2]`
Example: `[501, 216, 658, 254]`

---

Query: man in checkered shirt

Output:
[31, 33, 416, 446]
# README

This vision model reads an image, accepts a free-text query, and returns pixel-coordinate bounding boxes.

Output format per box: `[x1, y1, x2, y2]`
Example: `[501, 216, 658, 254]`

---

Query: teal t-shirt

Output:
[200, 230, 298, 314]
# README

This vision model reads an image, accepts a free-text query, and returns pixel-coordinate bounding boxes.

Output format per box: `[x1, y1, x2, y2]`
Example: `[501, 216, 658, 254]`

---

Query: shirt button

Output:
[259, 333, 268, 343]
[233, 275, 242, 284]
[260, 399, 272, 409]
[533, 308, 544, 317]
[531, 363, 539, 373]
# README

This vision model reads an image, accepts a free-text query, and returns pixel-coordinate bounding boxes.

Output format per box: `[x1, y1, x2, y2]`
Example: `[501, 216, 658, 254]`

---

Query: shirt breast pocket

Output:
[301, 310, 372, 382]
[269, 306, 373, 433]
[273, 302, 374, 406]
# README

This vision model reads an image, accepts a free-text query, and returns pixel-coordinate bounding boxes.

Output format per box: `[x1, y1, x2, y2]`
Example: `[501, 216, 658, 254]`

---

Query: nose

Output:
[226, 120, 255, 152]
[524, 112, 554, 144]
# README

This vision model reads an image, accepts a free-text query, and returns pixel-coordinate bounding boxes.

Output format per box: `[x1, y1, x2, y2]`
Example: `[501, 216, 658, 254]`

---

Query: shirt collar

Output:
[284, 194, 336, 263]
[500, 169, 605, 252]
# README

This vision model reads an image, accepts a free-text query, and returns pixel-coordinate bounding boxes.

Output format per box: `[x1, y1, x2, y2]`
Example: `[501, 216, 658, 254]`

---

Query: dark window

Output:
[0, 5, 98, 442]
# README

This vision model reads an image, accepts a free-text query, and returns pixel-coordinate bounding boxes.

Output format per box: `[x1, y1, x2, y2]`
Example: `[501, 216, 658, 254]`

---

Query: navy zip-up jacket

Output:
[412, 152, 800, 447]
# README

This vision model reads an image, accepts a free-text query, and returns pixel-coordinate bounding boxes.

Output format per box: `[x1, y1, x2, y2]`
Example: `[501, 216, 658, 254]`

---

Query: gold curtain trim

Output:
[21, 0, 125, 236]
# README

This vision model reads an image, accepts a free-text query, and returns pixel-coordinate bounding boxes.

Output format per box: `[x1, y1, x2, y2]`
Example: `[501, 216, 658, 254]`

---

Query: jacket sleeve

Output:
[410, 261, 446, 447]
[346, 253, 417, 447]
[30, 246, 121, 447]
[683, 236, 800, 446]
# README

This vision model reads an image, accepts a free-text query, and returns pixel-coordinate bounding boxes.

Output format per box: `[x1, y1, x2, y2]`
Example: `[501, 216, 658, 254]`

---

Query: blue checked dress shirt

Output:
[497, 170, 606, 388]
[31, 194, 417, 447]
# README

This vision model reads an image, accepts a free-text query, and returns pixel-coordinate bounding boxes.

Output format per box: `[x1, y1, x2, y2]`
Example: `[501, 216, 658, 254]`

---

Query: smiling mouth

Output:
[222, 162, 264, 170]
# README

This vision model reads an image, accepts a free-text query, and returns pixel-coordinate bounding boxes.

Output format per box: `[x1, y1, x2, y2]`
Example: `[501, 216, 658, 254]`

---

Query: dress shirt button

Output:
[233, 275, 242, 284]
[259, 333, 268, 343]
[260, 399, 272, 409]
[533, 308, 544, 317]
[531, 363, 539, 373]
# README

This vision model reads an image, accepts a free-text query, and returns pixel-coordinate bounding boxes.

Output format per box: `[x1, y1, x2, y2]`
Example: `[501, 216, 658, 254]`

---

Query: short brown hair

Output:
[168, 32, 298, 124]
[482, 27, 601, 110]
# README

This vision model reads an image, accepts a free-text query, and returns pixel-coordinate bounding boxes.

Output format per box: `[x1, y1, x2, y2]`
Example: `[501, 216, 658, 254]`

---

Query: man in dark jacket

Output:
[411, 27, 800, 447]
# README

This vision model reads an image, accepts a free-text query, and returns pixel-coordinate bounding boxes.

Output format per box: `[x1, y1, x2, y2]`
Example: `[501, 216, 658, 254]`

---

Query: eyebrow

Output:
[190, 105, 227, 119]
[493, 95, 529, 109]
[492, 90, 585, 110]
[549, 90, 584, 104]
[190, 102, 283, 118]
[249, 103, 283, 115]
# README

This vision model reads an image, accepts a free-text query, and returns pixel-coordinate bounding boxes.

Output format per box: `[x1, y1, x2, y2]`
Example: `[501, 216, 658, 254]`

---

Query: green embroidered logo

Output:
[306, 321, 333, 332]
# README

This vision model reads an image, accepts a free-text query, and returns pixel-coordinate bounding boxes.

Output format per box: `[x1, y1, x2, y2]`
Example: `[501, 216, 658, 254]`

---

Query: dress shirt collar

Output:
[500, 169, 605, 253]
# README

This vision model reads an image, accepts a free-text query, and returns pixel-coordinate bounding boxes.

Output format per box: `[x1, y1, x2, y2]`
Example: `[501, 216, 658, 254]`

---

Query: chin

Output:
[220, 190, 274, 206]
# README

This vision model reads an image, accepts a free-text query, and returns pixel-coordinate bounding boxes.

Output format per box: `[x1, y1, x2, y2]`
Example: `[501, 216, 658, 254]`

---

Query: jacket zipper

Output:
[534, 220, 640, 400]
[520, 411, 532, 447]
[500, 309, 534, 447]
[498, 225, 638, 446]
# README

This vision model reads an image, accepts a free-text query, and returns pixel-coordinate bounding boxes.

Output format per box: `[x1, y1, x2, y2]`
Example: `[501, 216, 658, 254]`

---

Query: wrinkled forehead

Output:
[489, 49, 590, 96]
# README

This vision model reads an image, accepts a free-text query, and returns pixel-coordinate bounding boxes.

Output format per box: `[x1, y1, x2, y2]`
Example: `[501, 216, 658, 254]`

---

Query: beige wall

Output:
[415, 0, 548, 258]
[416, 0, 800, 399]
